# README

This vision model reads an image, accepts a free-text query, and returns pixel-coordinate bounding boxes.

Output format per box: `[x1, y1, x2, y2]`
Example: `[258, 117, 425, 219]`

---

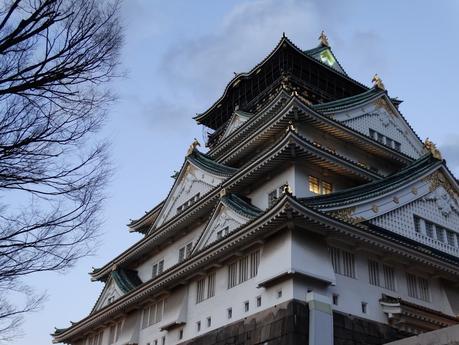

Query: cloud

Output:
[155, 0, 321, 117]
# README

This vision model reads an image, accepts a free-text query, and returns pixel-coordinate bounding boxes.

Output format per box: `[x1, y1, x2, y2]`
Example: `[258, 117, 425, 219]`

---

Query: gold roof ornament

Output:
[187, 138, 200, 156]
[319, 30, 329, 47]
[286, 120, 297, 133]
[220, 188, 227, 198]
[372, 74, 385, 90]
[282, 184, 293, 195]
[424, 138, 442, 160]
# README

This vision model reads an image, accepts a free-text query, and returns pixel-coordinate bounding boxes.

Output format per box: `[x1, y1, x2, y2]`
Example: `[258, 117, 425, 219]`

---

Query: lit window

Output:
[322, 181, 333, 194]
[309, 176, 320, 194]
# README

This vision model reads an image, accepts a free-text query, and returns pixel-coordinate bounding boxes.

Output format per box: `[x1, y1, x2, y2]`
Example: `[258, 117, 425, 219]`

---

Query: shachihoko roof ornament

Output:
[187, 138, 200, 156]
[424, 138, 443, 160]
[372, 74, 385, 90]
[319, 30, 329, 47]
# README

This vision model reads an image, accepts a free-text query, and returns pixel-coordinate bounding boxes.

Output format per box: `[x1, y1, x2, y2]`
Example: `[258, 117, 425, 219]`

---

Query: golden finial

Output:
[220, 188, 227, 198]
[282, 184, 293, 195]
[187, 138, 200, 156]
[424, 138, 442, 160]
[372, 74, 385, 90]
[319, 31, 329, 47]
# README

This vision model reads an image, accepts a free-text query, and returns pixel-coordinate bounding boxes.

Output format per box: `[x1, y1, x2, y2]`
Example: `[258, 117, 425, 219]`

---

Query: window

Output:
[178, 242, 193, 262]
[227, 307, 232, 319]
[108, 320, 123, 344]
[332, 294, 339, 306]
[228, 249, 261, 288]
[268, 185, 287, 207]
[256, 296, 262, 307]
[329, 247, 355, 278]
[177, 193, 200, 214]
[383, 265, 396, 291]
[161, 336, 165, 345]
[436, 225, 445, 242]
[277, 290, 282, 299]
[414, 216, 421, 233]
[179, 329, 183, 340]
[87, 332, 103, 345]
[196, 278, 205, 303]
[309, 176, 320, 194]
[206, 317, 211, 327]
[361, 302, 367, 314]
[154, 340, 158, 345]
[309, 176, 333, 195]
[196, 321, 201, 332]
[368, 259, 380, 286]
[141, 300, 165, 328]
[407, 273, 430, 301]
[244, 301, 249, 312]
[413, 216, 458, 247]
[369, 128, 401, 151]
[196, 272, 216, 303]
[152, 259, 164, 278]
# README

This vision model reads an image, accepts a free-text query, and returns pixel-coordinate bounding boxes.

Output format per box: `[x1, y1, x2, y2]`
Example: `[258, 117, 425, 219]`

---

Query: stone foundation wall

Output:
[180, 300, 409, 345]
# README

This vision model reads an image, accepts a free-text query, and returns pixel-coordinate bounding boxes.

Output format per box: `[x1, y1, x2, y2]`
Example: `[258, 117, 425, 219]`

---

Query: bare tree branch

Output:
[0, 0, 121, 340]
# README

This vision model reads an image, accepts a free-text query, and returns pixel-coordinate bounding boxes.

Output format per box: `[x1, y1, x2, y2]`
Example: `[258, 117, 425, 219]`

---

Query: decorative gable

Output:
[331, 95, 424, 158]
[193, 194, 261, 253]
[220, 110, 252, 141]
[153, 149, 236, 229]
[92, 277, 123, 313]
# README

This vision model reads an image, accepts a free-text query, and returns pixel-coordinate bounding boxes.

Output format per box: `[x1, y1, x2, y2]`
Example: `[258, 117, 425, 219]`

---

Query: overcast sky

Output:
[11, 1, 459, 344]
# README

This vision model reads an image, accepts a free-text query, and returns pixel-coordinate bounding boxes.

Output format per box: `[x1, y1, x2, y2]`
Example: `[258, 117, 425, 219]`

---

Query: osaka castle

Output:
[53, 32, 459, 345]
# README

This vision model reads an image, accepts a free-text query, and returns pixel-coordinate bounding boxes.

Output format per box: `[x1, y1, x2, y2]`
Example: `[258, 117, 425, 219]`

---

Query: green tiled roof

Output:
[111, 268, 142, 294]
[312, 88, 384, 113]
[188, 150, 238, 176]
[222, 194, 262, 218]
[301, 153, 440, 208]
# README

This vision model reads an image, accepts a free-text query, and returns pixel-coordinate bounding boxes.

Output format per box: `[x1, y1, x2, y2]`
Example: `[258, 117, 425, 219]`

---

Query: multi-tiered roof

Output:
[52, 33, 459, 343]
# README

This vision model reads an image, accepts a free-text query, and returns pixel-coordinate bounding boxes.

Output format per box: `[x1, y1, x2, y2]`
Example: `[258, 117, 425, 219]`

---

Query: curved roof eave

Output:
[194, 35, 369, 126]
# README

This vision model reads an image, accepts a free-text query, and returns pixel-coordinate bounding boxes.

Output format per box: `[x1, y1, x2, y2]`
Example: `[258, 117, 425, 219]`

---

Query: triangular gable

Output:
[152, 150, 236, 230]
[324, 165, 459, 257]
[220, 110, 252, 141]
[92, 276, 123, 313]
[193, 194, 261, 253]
[304, 46, 347, 75]
[321, 91, 424, 158]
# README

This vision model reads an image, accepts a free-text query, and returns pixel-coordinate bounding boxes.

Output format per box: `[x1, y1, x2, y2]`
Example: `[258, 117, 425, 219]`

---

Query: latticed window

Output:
[425, 221, 434, 238]
[196, 278, 205, 303]
[329, 247, 355, 278]
[368, 259, 380, 286]
[227, 249, 261, 289]
[383, 265, 396, 291]
[322, 181, 333, 195]
[141, 300, 165, 328]
[418, 277, 430, 301]
[413, 216, 421, 233]
[207, 272, 216, 298]
[447, 230, 456, 247]
[152, 259, 164, 278]
[435, 225, 445, 242]
[407, 273, 430, 301]
[329, 247, 341, 274]
[309, 176, 320, 194]
[406, 273, 418, 299]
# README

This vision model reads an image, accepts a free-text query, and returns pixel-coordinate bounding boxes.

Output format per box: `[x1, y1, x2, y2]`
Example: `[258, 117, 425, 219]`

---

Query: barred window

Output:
[447, 230, 456, 247]
[342, 251, 355, 278]
[196, 278, 205, 303]
[383, 265, 396, 291]
[368, 259, 380, 286]
[228, 262, 237, 289]
[177, 193, 200, 214]
[418, 277, 430, 301]
[207, 272, 216, 298]
[178, 242, 193, 262]
[309, 176, 320, 194]
[414, 216, 421, 233]
[152, 259, 164, 278]
[406, 273, 419, 299]
[436, 225, 445, 242]
[425, 221, 434, 238]
[329, 247, 355, 278]
[141, 300, 165, 328]
[329, 247, 341, 274]
[228, 249, 261, 289]
[238, 256, 249, 284]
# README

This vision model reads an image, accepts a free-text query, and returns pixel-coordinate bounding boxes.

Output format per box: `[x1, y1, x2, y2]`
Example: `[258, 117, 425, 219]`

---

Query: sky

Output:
[10, 0, 459, 344]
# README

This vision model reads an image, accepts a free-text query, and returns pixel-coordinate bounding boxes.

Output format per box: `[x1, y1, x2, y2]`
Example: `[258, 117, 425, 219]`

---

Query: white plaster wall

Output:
[136, 223, 205, 282]
[248, 166, 295, 210]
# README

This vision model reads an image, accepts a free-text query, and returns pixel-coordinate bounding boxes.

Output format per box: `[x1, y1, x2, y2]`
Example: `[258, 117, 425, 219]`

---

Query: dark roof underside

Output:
[222, 194, 262, 218]
[188, 150, 238, 176]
